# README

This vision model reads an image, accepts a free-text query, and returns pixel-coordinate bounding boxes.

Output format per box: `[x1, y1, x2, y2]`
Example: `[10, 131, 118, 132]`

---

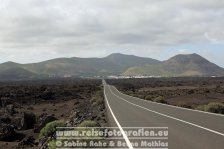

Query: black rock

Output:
[17, 136, 37, 149]
[21, 112, 36, 130]
[0, 123, 15, 141]
[34, 115, 57, 133]
[39, 90, 55, 100]
[0, 115, 11, 124]
[5, 104, 15, 116]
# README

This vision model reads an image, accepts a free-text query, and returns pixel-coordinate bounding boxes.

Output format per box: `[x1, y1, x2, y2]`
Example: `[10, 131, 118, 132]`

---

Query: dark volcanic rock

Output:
[34, 115, 58, 133]
[39, 90, 55, 100]
[5, 104, 15, 116]
[0, 115, 11, 124]
[0, 123, 15, 141]
[16, 136, 38, 149]
[0, 97, 12, 108]
[21, 112, 36, 130]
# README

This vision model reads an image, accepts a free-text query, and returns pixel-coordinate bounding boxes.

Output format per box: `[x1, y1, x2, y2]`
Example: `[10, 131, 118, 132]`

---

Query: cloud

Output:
[0, 0, 223, 63]
[177, 49, 192, 54]
[204, 32, 223, 44]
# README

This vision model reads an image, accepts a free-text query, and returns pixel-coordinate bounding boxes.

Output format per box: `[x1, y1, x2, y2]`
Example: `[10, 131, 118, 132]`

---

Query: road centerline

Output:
[108, 85, 224, 137]
[113, 86, 224, 117]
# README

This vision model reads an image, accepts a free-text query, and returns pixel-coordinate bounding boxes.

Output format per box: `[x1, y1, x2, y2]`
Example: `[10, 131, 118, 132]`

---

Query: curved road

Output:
[103, 81, 224, 149]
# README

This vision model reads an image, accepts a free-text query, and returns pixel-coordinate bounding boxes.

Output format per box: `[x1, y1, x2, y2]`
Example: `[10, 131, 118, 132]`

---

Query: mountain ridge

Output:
[124, 53, 224, 77]
[0, 53, 223, 79]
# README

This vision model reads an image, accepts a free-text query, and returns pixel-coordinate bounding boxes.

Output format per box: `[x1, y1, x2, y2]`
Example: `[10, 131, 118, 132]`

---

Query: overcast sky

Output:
[0, 0, 224, 66]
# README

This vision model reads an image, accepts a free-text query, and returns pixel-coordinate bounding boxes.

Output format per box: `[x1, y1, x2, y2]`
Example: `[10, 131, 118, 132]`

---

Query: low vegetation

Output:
[145, 95, 152, 101]
[196, 103, 224, 114]
[90, 87, 104, 106]
[39, 120, 66, 138]
[48, 140, 57, 149]
[45, 120, 99, 149]
[178, 104, 192, 109]
[78, 120, 98, 127]
[153, 96, 168, 104]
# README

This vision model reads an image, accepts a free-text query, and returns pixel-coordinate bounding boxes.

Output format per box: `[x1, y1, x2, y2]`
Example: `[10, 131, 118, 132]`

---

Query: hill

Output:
[0, 67, 39, 80]
[123, 53, 224, 77]
[0, 53, 161, 78]
[0, 53, 224, 79]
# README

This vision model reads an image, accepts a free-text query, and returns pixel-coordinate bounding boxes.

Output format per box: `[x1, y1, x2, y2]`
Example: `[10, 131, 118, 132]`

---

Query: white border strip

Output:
[109, 86, 224, 137]
[57, 137, 168, 140]
[57, 127, 168, 129]
[57, 148, 168, 149]
[113, 86, 224, 117]
[104, 85, 134, 149]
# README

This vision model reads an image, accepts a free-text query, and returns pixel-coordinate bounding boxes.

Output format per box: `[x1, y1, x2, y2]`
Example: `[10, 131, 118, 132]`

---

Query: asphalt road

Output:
[103, 81, 224, 149]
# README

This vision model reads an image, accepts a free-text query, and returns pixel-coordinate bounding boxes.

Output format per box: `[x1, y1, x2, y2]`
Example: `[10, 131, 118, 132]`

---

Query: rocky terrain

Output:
[0, 79, 107, 149]
[107, 77, 224, 113]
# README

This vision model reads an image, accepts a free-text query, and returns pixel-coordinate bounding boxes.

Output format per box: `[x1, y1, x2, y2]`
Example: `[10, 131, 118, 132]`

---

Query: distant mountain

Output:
[0, 61, 21, 71]
[124, 53, 224, 77]
[101, 53, 161, 74]
[0, 53, 161, 79]
[0, 67, 39, 80]
[21, 53, 160, 76]
[0, 53, 223, 79]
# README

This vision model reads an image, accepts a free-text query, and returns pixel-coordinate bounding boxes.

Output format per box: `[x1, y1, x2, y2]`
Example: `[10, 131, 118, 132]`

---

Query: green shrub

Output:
[196, 105, 206, 111]
[91, 95, 104, 106]
[196, 103, 224, 114]
[92, 98, 104, 106]
[91, 90, 104, 106]
[95, 90, 103, 97]
[76, 120, 107, 147]
[90, 96, 98, 103]
[178, 104, 192, 109]
[78, 120, 98, 127]
[48, 140, 56, 149]
[76, 120, 98, 140]
[153, 96, 167, 104]
[145, 95, 152, 101]
[39, 120, 66, 138]
[126, 91, 133, 95]
[77, 120, 98, 138]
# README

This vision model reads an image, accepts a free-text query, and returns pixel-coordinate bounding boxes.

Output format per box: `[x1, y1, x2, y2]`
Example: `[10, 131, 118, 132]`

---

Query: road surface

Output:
[103, 81, 224, 149]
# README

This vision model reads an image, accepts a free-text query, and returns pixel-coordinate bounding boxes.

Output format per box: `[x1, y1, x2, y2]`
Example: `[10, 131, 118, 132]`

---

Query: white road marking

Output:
[112, 86, 224, 117]
[108, 86, 224, 137]
[104, 85, 134, 149]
